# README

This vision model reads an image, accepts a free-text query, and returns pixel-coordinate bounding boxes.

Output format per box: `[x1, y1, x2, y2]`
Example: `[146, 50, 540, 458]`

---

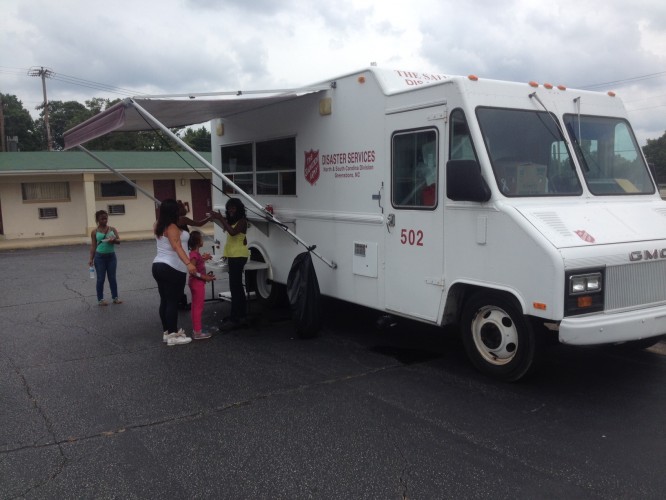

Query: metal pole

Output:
[76, 146, 161, 204]
[28, 67, 54, 151]
[40, 70, 53, 151]
[0, 97, 6, 153]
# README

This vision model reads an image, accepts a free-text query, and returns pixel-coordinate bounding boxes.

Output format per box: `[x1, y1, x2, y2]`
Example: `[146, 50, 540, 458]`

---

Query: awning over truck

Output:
[63, 87, 327, 150]
[61, 84, 339, 269]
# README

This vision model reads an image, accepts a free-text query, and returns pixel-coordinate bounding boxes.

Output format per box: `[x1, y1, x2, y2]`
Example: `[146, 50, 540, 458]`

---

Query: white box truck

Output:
[64, 67, 666, 381]
[210, 68, 666, 380]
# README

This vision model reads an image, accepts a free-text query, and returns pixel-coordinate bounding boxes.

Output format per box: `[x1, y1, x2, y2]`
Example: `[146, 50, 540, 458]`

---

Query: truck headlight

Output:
[569, 273, 602, 295]
[565, 269, 605, 316]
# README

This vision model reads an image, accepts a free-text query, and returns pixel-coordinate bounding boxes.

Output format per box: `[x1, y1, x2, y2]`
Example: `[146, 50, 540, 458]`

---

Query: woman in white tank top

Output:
[151, 199, 197, 346]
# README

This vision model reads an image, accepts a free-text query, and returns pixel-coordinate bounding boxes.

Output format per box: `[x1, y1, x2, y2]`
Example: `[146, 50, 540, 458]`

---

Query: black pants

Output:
[178, 292, 190, 309]
[227, 257, 247, 321]
[152, 262, 186, 334]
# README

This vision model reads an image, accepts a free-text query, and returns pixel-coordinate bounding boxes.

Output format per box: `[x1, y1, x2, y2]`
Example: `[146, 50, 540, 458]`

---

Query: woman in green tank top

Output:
[88, 210, 122, 306]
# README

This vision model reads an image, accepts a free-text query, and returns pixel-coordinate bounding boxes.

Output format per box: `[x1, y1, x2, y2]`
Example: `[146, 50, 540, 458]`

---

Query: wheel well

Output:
[443, 283, 524, 325]
[249, 246, 266, 263]
[246, 245, 287, 306]
[247, 245, 273, 279]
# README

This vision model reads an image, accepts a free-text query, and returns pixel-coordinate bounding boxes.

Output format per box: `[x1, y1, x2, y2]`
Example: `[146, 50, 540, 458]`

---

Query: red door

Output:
[153, 180, 176, 219]
[190, 179, 212, 220]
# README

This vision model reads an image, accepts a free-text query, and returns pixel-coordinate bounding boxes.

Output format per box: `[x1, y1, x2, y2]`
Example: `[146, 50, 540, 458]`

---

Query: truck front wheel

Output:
[461, 293, 537, 382]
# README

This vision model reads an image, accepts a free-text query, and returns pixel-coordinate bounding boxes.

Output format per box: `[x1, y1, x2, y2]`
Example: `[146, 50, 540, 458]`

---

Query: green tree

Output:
[35, 100, 91, 150]
[6, 94, 213, 152]
[180, 126, 211, 151]
[643, 131, 666, 185]
[85, 97, 112, 115]
[0, 93, 41, 151]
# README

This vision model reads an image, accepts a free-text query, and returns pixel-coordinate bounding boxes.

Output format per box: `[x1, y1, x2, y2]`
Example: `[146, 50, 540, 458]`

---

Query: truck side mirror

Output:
[446, 159, 492, 202]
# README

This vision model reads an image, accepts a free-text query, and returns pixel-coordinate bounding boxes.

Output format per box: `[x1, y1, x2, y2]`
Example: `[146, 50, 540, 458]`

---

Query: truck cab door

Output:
[384, 105, 446, 322]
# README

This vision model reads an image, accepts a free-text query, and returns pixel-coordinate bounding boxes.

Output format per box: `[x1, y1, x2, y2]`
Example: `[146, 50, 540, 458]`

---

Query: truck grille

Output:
[605, 260, 666, 310]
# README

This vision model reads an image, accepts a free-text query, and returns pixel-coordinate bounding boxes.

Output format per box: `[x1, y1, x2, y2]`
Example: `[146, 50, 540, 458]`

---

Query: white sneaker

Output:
[163, 328, 184, 342]
[166, 329, 191, 346]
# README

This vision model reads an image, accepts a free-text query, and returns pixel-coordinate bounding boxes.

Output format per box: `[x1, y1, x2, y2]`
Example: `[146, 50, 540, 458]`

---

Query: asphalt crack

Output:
[1, 363, 402, 455]
[5, 356, 68, 499]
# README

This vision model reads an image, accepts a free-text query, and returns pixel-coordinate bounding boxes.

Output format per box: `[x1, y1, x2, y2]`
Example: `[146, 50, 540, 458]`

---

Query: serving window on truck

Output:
[563, 115, 655, 195]
[391, 128, 438, 209]
[222, 137, 296, 196]
[477, 107, 582, 197]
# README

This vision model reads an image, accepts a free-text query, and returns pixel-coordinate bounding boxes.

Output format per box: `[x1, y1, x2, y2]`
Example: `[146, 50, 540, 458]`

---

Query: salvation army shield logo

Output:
[304, 149, 320, 185]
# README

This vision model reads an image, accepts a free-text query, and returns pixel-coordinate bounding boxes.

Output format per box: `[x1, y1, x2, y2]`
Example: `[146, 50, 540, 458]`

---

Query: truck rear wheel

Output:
[461, 293, 537, 382]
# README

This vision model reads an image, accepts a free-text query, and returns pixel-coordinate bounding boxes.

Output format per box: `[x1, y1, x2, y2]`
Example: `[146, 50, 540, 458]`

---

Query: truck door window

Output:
[563, 114, 655, 195]
[449, 109, 478, 161]
[392, 129, 438, 209]
[477, 107, 582, 197]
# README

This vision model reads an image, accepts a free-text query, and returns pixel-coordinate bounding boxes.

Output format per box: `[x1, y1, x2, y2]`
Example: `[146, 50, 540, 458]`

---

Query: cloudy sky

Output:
[1, 0, 664, 144]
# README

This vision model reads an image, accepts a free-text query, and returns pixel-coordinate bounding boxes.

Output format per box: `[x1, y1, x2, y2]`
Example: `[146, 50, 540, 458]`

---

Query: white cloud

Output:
[1, 0, 664, 144]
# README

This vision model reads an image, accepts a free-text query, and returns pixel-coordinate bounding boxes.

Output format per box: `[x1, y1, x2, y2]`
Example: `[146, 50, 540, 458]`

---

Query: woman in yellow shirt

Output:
[216, 198, 250, 330]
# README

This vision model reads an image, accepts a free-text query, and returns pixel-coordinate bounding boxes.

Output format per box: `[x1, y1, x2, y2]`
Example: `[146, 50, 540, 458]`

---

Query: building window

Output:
[38, 207, 58, 219]
[95, 180, 136, 198]
[221, 137, 296, 195]
[22, 182, 70, 202]
[108, 204, 126, 215]
[392, 129, 438, 208]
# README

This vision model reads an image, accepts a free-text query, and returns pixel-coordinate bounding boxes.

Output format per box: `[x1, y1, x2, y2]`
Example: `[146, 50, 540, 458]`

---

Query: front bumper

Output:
[558, 303, 666, 345]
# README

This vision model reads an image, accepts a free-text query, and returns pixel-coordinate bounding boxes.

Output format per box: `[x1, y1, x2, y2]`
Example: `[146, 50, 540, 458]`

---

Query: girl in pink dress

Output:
[187, 231, 216, 340]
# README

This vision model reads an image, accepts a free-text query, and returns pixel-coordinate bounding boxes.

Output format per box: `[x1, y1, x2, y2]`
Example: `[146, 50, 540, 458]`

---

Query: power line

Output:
[0, 65, 145, 97]
[0, 66, 28, 76]
[577, 71, 666, 90]
[626, 103, 666, 112]
[51, 72, 146, 96]
[4, 63, 665, 96]
[623, 93, 666, 103]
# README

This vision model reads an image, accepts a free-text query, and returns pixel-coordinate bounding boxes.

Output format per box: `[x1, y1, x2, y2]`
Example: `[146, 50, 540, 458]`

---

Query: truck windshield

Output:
[563, 114, 655, 195]
[477, 107, 582, 197]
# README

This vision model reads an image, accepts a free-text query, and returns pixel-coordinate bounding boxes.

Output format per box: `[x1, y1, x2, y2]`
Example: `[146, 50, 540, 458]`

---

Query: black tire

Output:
[461, 292, 537, 382]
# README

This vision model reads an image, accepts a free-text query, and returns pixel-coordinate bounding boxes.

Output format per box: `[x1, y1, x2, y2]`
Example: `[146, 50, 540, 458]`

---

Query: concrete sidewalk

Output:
[0, 227, 214, 251]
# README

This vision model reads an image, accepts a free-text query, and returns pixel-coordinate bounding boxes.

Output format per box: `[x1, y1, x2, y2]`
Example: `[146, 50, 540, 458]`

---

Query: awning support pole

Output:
[129, 98, 337, 269]
[77, 145, 161, 205]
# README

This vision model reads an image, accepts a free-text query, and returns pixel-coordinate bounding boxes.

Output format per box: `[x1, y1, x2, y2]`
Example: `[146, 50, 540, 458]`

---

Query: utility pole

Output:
[28, 66, 55, 151]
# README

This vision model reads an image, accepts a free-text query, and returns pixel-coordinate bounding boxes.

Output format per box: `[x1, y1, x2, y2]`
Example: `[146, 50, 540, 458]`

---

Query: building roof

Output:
[0, 151, 213, 175]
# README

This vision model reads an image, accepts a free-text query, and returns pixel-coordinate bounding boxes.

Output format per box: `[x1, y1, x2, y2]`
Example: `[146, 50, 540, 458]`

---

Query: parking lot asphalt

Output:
[2, 239, 666, 499]
[2, 239, 423, 499]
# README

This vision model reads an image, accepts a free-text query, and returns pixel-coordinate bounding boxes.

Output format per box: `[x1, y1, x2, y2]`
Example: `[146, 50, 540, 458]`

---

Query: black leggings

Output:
[152, 262, 186, 334]
[227, 257, 247, 321]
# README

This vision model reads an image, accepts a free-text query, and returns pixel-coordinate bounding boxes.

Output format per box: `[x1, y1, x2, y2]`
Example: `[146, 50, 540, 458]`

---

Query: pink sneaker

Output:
[192, 331, 212, 340]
